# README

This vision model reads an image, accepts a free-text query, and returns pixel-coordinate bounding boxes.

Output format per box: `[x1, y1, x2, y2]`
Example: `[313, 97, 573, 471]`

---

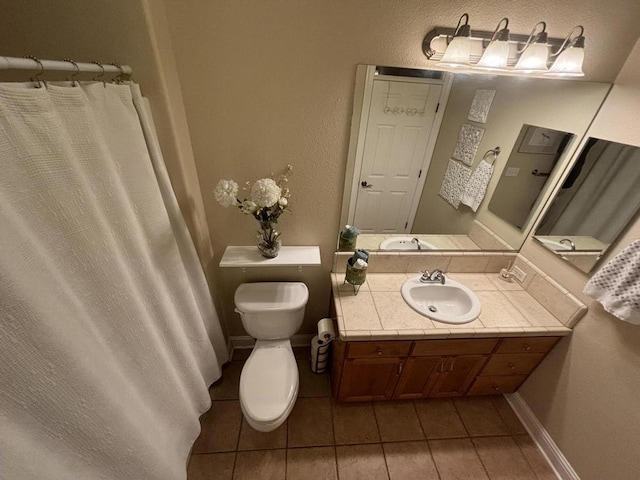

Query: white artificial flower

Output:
[251, 178, 281, 208]
[214, 179, 239, 208]
[240, 200, 258, 214]
[278, 197, 288, 207]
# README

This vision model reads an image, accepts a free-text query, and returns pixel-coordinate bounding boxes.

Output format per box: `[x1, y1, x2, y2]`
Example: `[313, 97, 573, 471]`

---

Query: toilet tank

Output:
[234, 282, 309, 340]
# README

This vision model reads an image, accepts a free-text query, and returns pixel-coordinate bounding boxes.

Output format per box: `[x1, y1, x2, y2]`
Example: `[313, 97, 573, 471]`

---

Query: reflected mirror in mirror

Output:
[489, 125, 574, 230]
[339, 65, 611, 253]
[533, 138, 640, 273]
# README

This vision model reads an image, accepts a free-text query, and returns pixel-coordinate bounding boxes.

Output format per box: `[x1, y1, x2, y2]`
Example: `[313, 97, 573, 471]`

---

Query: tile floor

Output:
[188, 348, 557, 480]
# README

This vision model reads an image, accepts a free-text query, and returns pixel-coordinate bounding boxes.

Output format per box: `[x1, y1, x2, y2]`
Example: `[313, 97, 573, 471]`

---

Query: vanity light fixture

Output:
[436, 13, 472, 68]
[546, 26, 585, 77]
[512, 22, 549, 73]
[474, 18, 511, 71]
[423, 15, 586, 77]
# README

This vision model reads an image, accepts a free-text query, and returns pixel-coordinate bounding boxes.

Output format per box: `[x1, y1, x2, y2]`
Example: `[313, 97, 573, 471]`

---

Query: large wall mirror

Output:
[339, 65, 611, 252]
[533, 138, 640, 273]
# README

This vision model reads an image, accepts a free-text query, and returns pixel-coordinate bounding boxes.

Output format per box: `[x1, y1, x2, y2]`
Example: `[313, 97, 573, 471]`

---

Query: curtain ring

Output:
[62, 58, 80, 86]
[24, 55, 45, 88]
[92, 61, 106, 88]
[110, 62, 124, 84]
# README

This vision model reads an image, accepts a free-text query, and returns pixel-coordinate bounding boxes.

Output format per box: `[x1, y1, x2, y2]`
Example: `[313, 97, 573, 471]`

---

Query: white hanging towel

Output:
[460, 159, 494, 212]
[439, 159, 471, 209]
[584, 239, 640, 324]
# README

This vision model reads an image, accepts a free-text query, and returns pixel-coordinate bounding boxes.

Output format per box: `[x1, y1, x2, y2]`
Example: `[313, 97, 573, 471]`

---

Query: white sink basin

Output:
[538, 238, 573, 251]
[379, 237, 435, 251]
[401, 275, 481, 324]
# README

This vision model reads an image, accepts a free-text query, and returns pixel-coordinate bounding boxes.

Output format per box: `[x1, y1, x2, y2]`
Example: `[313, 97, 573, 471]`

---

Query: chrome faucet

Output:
[411, 237, 422, 251]
[559, 238, 576, 251]
[419, 269, 446, 284]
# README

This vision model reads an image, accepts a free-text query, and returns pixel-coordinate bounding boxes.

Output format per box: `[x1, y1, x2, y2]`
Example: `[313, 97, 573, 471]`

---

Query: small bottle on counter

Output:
[339, 224, 361, 251]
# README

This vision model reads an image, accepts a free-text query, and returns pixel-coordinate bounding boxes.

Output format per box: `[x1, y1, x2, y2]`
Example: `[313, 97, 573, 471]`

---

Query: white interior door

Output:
[353, 79, 442, 233]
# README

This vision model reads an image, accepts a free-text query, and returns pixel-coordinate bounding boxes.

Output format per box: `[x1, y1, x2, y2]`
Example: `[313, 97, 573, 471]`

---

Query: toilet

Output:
[234, 282, 309, 432]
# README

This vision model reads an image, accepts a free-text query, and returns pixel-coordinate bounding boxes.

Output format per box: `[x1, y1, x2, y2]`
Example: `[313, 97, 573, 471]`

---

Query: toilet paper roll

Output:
[310, 335, 331, 373]
[317, 318, 336, 343]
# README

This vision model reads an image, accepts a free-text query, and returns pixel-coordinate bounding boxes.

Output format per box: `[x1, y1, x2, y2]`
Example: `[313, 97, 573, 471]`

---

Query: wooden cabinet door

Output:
[393, 357, 441, 400]
[428, 355, 487, 398]
[339, 357, 404, 402]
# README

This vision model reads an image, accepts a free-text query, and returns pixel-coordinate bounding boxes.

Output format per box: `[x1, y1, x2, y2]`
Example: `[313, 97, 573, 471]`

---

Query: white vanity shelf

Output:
[219, 246, 321, 269]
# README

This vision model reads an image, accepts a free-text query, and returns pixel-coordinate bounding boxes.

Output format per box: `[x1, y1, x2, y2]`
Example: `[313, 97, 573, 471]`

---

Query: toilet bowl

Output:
[234, 282, 308, 432]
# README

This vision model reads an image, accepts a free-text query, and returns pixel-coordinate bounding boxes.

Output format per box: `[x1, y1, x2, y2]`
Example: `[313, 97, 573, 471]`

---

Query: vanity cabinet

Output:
[393, 339, 497, 399]
[466, 336, 560, 395]
[332, 336, 561, 402]
[336, 341, 411, 402]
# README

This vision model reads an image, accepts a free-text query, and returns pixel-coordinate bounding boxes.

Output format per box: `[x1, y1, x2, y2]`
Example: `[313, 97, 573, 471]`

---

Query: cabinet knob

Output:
[376, 348, 383, 356]
[524, 344, 531, 351]
[508, 363, 516, 370]
[397, 363, 403, 377]
[493, 385, 501, 392]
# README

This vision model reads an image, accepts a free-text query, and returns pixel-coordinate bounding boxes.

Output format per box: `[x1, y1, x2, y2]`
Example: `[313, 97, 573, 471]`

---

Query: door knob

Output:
[531, 169, 551, 177]
[361, 181, 373, 188]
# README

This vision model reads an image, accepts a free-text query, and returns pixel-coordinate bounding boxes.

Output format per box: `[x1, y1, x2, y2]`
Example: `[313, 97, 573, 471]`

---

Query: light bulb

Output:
[475, 40, 510, 70]
[547, 46, 585, 77]
[513, 43, 549, 73]
[437, 36, 472, 68]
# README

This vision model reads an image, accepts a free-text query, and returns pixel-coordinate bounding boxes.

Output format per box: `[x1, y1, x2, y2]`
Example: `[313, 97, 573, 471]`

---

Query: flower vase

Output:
[257, 221, 282, 258]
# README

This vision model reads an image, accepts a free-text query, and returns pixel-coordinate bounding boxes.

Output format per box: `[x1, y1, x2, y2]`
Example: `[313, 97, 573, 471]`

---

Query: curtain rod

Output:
[0, 56, 133, 75]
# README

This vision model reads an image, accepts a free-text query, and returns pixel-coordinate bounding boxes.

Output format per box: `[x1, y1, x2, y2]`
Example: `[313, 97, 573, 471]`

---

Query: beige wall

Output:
[162, 0, 640, 336]
[412, 74, 609, 247]
[518, 38, 640, 480]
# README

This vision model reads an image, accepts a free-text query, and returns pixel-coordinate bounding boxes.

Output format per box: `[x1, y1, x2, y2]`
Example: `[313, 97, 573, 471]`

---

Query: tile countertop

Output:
[331, 273, 572, 341]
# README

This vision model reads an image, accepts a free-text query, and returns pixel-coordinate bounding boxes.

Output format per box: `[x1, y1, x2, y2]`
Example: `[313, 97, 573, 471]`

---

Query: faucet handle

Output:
[419, 270, 431, 283]
[429, 269, 446, 284]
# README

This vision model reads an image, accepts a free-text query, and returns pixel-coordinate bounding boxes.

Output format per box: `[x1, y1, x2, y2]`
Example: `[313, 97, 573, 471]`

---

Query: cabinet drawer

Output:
[467, 375, 527, 396]
[480, 353, 545, 376]
[495, 337, 560, 354]
[412, 338, 498, 357]
[347, 341, 413, 359]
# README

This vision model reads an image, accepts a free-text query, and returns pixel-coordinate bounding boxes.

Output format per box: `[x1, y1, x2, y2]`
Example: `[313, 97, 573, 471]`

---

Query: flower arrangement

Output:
[214, 165, 293, 258]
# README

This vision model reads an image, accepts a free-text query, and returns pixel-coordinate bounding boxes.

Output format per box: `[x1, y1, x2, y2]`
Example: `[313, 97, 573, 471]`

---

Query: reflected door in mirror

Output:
[353, 79, 442, 233]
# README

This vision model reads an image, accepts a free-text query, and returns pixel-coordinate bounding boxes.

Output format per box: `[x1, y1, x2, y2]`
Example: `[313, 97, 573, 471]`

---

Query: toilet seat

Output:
[239, 340, 298, 431]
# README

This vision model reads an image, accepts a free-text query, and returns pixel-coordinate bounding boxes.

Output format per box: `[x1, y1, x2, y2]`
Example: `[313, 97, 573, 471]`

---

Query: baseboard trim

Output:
[229, 334, 314, 351]
[505, 392, 580, 480]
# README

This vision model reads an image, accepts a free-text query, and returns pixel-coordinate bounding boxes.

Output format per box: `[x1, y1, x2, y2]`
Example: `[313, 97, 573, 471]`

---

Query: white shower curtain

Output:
[0, 83, 227, 480]
[545, 142, 640, 243]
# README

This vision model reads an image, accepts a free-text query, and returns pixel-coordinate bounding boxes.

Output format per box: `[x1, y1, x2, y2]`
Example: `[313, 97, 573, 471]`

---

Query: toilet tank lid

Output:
[235, 282, 309, 313]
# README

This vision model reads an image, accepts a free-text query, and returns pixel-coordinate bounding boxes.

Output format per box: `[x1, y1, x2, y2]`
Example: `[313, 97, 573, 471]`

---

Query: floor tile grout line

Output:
[370, 402, 391, 480]
[511, 435, 548, 480]
[230, 406, 243, 480]
[411, 400, 443, 479]
[468, 436, 493, 480]
[411, 399, 429, 441]
[330, 398, 341, 480]
[450, 398, 472, 437]
[423, 439, 444, 480]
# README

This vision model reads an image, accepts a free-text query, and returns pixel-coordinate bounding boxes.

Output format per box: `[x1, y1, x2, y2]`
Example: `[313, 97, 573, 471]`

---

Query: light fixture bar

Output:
[423, 27, 568, 62]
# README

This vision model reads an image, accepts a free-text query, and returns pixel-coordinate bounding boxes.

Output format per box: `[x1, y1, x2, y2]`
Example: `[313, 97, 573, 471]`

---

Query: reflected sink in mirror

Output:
[379, 236, 435, 251]
[401, 275, 481, 324]
[537, 237, 574, 251]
